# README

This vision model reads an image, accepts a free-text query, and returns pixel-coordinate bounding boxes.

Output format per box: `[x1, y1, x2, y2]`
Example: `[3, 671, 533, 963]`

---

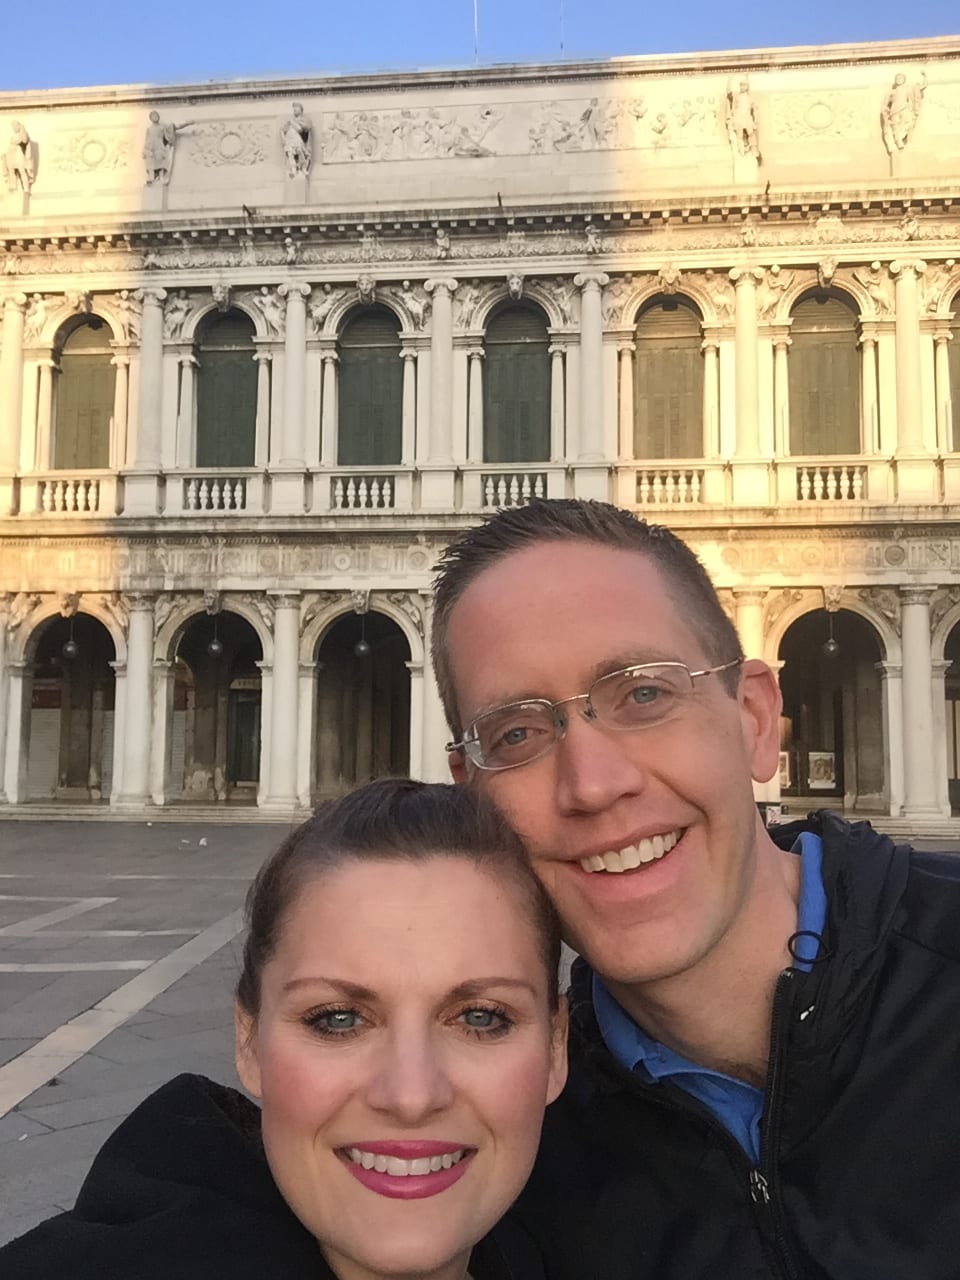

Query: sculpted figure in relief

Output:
[756, 266, 795, 321]
[281, 103, 312, 178]
[143, 111, 192, 185]
[881, 72, 926, 154]
[163, 290, 192, 339]
[725, 78, 760, 159]
[308, 283, 343, 333]
[852, 262, 894, 316]
[3, 121, 36, 192]
[258, 287, 286, 337]
[399, 280, 430, 330]
[23, 293, 48, 343]
[507, 272, 524, 301]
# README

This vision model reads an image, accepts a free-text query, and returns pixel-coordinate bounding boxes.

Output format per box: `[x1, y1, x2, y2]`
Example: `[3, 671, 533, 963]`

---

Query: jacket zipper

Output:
[752, 967, 801, 1280]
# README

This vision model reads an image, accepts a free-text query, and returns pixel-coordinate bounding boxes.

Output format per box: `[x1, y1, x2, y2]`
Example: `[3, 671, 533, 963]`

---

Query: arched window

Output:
[53, 317, 115, 469]
[633, 298, 703, 459]
[195, 309, 257, 467]
[950, 290, 960, 452]
[483, 303, 551, 463]
[338, 306, 402, 465]
[788, 293, 860, 456]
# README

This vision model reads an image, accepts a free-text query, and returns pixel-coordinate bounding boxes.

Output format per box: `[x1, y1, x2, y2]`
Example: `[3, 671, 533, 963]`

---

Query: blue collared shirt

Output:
[592, 831, 825, 1165]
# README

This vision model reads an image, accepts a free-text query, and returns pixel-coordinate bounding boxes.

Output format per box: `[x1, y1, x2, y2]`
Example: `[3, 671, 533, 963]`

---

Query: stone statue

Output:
[357, 275, 376, 305]
[163, 290, 192, 340]
[853, 262, 894, 316]
[585, 225, 603, 254]
[308, 283, 343, 333]
[23, 293, 48, 343]
[725, 78, 760, 159]
[258, 287, 285, 337]
[281, 103, 312, 178]
[507, 272, 524, 301]
[435, 227, 451, 259]
[881, 72, 926, 154]
[399, 280, 430, 329]
[143, 111, 192, 185]
[3, 121, 35, 192]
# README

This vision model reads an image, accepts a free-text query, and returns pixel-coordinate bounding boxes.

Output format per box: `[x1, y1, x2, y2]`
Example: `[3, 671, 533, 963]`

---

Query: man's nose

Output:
[554, 706, 649, 815]
[364, 1027, 456, 1124]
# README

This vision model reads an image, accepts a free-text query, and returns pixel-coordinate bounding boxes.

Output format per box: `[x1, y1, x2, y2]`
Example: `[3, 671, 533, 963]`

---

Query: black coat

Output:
[0, 1073, 546, 1280]
[513, 811, 960, 1280]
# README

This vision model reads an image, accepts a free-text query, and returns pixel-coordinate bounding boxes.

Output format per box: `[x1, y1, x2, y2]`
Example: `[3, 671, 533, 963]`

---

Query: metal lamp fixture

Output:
[823, 611, 840, 657]
[206, 614, 224, 659]
[61, 615, 79, 661]
[353, 611, 371, 659]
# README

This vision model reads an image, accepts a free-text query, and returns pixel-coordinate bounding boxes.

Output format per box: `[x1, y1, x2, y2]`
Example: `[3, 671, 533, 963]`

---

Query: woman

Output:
[0, 780, 567, 1280]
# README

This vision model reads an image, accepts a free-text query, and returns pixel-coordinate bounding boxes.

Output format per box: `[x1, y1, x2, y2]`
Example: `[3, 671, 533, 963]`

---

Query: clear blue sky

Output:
[2, 0, 956, 92]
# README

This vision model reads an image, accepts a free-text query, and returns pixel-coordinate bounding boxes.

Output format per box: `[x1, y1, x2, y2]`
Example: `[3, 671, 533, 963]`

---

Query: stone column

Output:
[617, 342, 635, 461]
[0, 294, 26, 514]
[859, 330, 879, 453]
[890, 260, 926, 453]
[35, 359, 55, 471]
[772, 335, 790, 455]
[900, 586, 939, 818]
[115, 595, 155, 807]
[252, 349, 272, 468]
[466, 347, 484, 463]
[0, 596, 9, 800]
[176, 353, 198, 467]
[701, 336, 720, 458]
[930, 658, 952, 817]
[934, 329, 953, 452]
[422, 278, 458, 507]
[110, 349, 130, 470]
[406, 659, 425, 781]
[733, 588, 776, 802]
[549, 342, 566, 462]
[272, 284, 309, 512]
[419, 593, 451, 782]
[126, 286, 166, 514]
[264, 592, 300, 809]
[730, 267, 762, 456]
[574, 272, 608, 462]
[401, 347, 417, 464]
[4, 660, 30, 804]
[319, 348, 338, 465]
[877, 661, 905, 818]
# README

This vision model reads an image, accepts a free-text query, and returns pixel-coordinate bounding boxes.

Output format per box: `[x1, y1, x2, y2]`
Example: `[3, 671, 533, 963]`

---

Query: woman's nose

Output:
[363, 1028, 456, 1124]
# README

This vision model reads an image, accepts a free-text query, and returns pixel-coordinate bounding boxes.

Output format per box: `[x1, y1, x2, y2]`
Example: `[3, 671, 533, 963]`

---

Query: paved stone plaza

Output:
[0, 817, 954, 1248]
[0, 818, 291, 1246]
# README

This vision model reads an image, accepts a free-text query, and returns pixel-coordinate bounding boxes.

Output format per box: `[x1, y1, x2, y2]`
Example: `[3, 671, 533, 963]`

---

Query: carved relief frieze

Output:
[849, 262, 894, 316]
[601, 275, 634, 325]
[858, 587, 902, 634]
[50, 129, 132, 174]
[769, 91, 871, 141]
[921, 259, 958, 313]
[163, 289, 193, 340]
[186, 121, 271, 168]
[931, 586, 960, 633]
[386, 591, 425, 638]
[307, 284, 347, 335]
[764, 588, 810, 630]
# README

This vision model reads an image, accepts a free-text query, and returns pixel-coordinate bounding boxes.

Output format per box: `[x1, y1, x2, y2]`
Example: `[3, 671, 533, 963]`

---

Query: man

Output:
[432, 498, 960, 1280]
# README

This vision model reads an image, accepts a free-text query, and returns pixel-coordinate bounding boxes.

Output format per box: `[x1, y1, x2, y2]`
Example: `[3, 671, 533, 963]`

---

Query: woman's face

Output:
[236, 856, 567, 1280]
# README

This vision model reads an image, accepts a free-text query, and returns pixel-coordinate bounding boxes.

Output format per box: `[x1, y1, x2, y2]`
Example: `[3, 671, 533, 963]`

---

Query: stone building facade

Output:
[2, 36, 960, 823]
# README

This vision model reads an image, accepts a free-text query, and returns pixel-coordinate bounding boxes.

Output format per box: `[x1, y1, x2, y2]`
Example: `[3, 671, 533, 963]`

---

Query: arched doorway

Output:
[778, 609, 885, 812]
[314, 612, 411, 799]
[27, 613, 116, 801]
[170, 611, 263, 803]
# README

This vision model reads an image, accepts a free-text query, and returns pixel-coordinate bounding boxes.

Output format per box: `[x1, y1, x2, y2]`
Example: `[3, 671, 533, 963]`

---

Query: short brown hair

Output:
[432, 498, 743, 739]
[236, 777, 561, 1017]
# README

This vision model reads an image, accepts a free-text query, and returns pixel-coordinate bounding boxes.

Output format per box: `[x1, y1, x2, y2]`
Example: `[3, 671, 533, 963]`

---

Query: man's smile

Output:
[578, 828, 685, 874]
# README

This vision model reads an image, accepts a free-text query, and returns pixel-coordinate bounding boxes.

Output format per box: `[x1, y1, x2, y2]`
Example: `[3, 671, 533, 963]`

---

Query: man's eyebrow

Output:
[467, 651, 687, 717]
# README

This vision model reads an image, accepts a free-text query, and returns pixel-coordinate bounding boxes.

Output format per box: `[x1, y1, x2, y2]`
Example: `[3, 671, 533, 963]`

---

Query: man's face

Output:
[445, 539, 780, 987]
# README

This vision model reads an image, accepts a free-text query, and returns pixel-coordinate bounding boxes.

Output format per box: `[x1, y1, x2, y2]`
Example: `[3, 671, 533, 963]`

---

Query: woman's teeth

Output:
[347, 1148, 466, 1175]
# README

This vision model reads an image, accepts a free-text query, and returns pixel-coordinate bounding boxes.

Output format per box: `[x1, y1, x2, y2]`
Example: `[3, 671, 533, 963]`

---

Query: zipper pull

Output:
[750, 1169, 771, 1205]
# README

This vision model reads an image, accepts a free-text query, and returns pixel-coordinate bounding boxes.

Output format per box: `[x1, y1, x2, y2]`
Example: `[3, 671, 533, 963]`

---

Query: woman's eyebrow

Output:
[445, 978, 538, 1000]
[282, 976, 377, 1000]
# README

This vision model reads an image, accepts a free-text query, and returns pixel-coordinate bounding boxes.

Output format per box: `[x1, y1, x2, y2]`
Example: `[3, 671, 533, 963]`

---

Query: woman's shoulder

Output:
[0, 1074, 327, 1280]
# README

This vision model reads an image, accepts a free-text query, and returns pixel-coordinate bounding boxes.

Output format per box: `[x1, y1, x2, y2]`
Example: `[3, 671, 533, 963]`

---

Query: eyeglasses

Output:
[447, 658, 743, 772]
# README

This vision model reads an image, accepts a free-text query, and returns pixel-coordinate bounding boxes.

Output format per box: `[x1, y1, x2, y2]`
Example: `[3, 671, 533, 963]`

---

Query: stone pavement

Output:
[0, 819, 291, 1247]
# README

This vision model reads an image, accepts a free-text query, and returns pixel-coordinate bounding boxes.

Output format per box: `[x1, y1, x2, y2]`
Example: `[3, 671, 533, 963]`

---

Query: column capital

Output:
[729, 266, 765, 287]
[899, 585, 936, 605]
[465, 345, 485, 361]
[278, 282, 311, 300]
[399, 346, 418, 362]
[180, 351, 201, 368]
[573, 271, 609, 291]
[137, 286, 168, 307]
[320, 349, 339, 365]
[2, 292, 27, 313]
[123, 592, 156, 612]
[110, 352, 131, 369]
[889, 259, 927, 280]
[732, 587, 768, 605]
[933, 328, 954, 346]
[424, 278, 459, 297]
[267, 589, 302, 608]
[616, 340, 636, 355]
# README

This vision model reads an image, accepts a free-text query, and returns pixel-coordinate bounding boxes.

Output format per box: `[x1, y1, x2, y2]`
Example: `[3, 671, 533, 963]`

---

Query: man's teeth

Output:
[580, 830, 681, 873]
[347, 1148, 466, 1176]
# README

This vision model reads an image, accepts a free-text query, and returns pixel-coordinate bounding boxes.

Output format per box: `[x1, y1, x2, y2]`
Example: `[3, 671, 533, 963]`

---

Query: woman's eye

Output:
[306, 1008, 364, 1036]
[458, 1006, 513, 1037]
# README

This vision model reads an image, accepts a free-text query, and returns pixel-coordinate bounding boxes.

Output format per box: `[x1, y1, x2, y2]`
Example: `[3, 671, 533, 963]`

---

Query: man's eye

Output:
[629, 684, 661, 704]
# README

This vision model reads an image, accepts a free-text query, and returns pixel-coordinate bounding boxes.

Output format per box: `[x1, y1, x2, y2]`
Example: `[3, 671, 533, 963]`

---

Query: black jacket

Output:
[514, 812, 960, 1280]
[0, 1073, 546, 1280]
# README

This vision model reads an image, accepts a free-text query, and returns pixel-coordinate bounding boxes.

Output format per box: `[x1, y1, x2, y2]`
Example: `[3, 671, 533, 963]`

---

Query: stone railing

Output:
[462, 466, 567, 510]
[775, 459, 870, 503]
[311, 469, 413, 513]
[614, 460, 727, 507]
[19, 471, 117, 516]
[165, 470, 264, 515]
[634, 467, 706, 505]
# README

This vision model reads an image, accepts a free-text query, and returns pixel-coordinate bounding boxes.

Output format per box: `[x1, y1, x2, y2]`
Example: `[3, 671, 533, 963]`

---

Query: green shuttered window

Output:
[483, 304, 551, 463]
[788, 294, 861, 456]
[633, 300, 703, 460]
[195, 309, 257, 468]
[54, 318, 115, 469]
[338, 306, 403, 466]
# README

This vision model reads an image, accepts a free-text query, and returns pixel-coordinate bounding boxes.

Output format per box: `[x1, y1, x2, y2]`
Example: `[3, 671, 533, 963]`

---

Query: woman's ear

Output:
[234, 1002, 262, 1099]
[546, 994, 569, 1104]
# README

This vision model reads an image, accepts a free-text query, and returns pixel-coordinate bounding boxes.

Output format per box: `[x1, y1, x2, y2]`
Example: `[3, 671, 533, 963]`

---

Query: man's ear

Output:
[234, 1002, 262, 1099]
[448, 747, 468, 785]
[546, 995, 569, 1105]
[738, 659, 783, 785]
